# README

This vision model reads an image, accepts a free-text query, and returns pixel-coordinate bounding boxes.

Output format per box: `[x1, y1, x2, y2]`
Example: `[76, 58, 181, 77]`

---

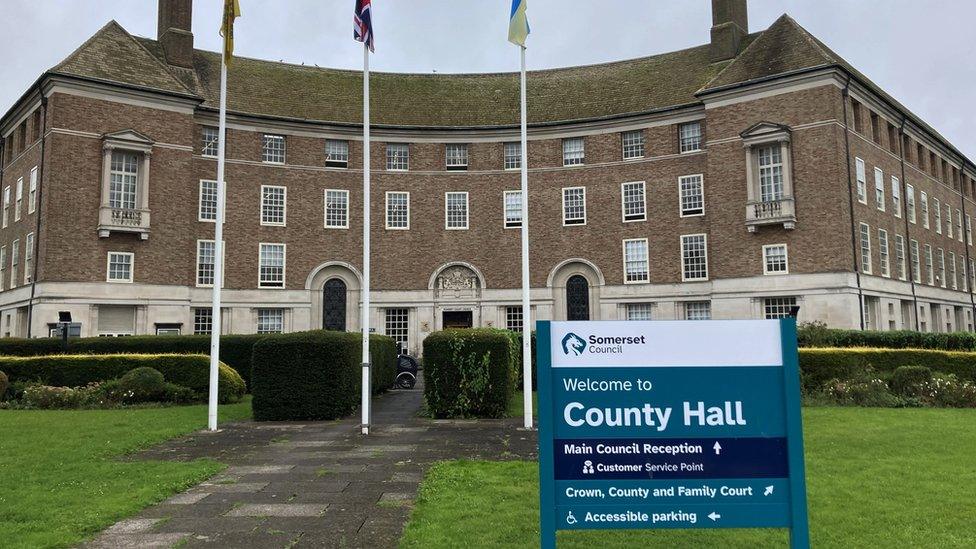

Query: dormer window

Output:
[98, 130, 153, 239]
[742, 122, 795, 232]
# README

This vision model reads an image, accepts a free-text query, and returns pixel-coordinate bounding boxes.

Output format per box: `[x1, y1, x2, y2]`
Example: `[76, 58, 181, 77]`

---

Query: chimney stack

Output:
[710, 0, 749, 62]
[157, 0, 194, 68]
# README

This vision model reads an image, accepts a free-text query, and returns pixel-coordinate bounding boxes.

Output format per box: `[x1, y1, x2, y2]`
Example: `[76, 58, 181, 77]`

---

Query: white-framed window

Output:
[855, 158, 867, 204]
[106, 251, 133, 283]
[28, 166, 37, 214]
[757, 145, 784, 202]
[894, 234, 907, 281]
[891, 176, 901, 218]
[445, 191, 469, 230]
[679, 121, 702, 153]
[859, 223, 872, 274]
[325, 139, 349, 168]
[763, 244, 789, 275]
[622, 130, 645, 159]
[385, 308, 409, 348]
[260, 185, 286, 226]
[764, 297, 797, 319]
[562, 137, 585, 166]
[23, 232, 33, 284]
[262, 134, 285, 164]
[924, 244, 934, 285]
[9, 239, 17, 289]
[621, 181, 646, 222]
[504, 190, 523, 229]
[446, 144, 468, 171]
[198, 180, 218, 222]
[386, 191, 410, 230]
[196, 240, 216, 287]
[1, 186, 8, 228]
[910, 239, 921, 283]
[906, 184, 916, 223]
[506, 305, 524, 331]
[202, 126, 219, 157]
[874, 168, 884, 211]
[14, 177, 22, 221]
[947, 206, 953, 238]
[950, 251, 957, 289]
[684, 301, 711, 320]
[968, 215, 973, 246]
[626, 303, 653, 321]
[957, 210, 963, 242]
[681, 234, 708, 281]
[193, 308, 213, 335]
[386, 143, 409, 171]
[504, 142, 521, 170]
[109, 151, 138, 210]
[934, 198, 942, 234]
[0, 246, 6, 291]
[937, 248, 946, 288]
[257, 308, 284, 334]
[963, 256, 969, 292]
[971, 258, 976, 291]
[324, 189, 350, 229]
[878, 229, 890, 278]
[562, 187, 586, 226]
[258, 243, 285, 288]
[920, 191, 929, 229]
[623, 238, 649, 284]
[679, 174, 704, 216]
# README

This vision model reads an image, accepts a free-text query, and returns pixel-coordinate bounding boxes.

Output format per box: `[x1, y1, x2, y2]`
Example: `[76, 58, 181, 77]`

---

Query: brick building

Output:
[1, 0, 974, 351]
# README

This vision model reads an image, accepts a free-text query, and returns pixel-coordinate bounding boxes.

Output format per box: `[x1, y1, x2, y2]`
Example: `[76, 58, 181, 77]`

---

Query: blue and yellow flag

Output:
[220, 0, 242, 65]
[508, 0, 530, 46]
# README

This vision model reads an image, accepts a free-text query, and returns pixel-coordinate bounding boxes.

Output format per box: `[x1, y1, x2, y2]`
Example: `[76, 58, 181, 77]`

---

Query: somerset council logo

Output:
[561, 333, 587, 356]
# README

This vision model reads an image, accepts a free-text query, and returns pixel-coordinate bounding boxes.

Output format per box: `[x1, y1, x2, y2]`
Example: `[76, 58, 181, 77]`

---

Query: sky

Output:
[1, 0, 974, 157]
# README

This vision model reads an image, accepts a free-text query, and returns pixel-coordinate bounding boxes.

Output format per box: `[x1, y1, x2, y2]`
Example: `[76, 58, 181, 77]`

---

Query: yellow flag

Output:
[220, 0, 242, 65]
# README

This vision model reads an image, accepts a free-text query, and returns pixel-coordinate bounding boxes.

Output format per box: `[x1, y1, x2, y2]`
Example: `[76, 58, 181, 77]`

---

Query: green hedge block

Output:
[0, 354, 245, 403]
[423, 329, 516, 419]
[797, 326, 976, 351]
[799, 347, 976, 392]
[250, 331, 396, 421]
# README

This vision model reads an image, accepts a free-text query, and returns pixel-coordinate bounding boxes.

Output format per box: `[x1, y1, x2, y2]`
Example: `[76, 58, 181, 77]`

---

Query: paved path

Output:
[84, 382, 537, 548]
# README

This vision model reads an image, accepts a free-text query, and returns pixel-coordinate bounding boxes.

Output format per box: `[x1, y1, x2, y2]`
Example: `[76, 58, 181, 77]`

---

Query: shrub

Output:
[0, 354, 245, 403]
[796, 326, 976, 351]
[251, 331, 396, 421]
[889, 365, 933, 397]
[509, 331, 537, 391]
[917, 374, 976, 408]
[0, 370, 8, 400]
[21, 383, 103, 409]
[799, 347, 976, 393]
[423, 329, 516, 419]
[118, 367, 167, 401]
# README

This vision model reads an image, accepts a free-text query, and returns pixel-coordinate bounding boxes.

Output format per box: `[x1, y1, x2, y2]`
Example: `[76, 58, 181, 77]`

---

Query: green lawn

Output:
[0, 399, 252, 549]
[401, 407, 976, 548]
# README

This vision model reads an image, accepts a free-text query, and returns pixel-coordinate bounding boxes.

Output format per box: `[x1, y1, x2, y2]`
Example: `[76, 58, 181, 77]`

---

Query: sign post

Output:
[537, 319, 809, 548]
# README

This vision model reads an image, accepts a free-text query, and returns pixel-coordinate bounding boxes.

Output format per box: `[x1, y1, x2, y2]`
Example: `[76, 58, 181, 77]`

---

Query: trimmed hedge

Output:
[799, 347, 976, 392]
[251, 331, 396, 421]
[0, 354, 246, 403]
[509, 331, 538, 391]
[423, 329, 516, 419]
[797, 325, 976, 351]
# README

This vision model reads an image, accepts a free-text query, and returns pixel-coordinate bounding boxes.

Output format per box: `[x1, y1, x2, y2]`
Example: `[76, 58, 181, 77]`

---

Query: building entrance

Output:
[443, 310, 473, 329]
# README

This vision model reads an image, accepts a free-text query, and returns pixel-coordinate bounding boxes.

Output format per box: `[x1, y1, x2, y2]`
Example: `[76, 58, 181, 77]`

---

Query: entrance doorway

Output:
[566, 275, 590, 321]
[323, 278, 347, 331]
[442, 310, 473, 329]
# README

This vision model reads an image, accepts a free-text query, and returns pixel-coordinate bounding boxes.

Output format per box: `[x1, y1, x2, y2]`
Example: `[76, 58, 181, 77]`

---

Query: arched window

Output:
[323, 278, 347, 331]
[566, 275, 590, 321]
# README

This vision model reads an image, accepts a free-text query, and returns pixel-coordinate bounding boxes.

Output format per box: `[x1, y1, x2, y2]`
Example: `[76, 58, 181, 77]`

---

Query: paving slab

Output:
[224, 503, 327, 517]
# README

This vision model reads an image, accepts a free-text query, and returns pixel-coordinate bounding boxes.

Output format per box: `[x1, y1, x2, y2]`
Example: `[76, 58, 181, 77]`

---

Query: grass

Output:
[401, 407, 976, 548]
[507, 391, 537, 418]
[0, 398, 252, 549]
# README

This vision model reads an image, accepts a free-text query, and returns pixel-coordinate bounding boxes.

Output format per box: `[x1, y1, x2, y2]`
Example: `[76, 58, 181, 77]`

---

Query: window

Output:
[28, 166, 37, 214]
[684, 301, 711, 320]
[506, 306, 524, 331]
[622, 130, 645, 159]
[758, 146, 784, 202]
[193, 308, 213, 335]
[562, 187, 586, 226]
[8, 240, 16, 289]
[14, 177, 22, 221]
[623, 238, 649, 283]
[386, 191, 410, 229]
[504, 190, 522, 229]
[937, 248, 946, 288]
[891, 176, 901, 217]
[924, 244, 934, 285]
[920, 192, 929, 229]
[679, 122, 702, 153]
[934, 198, 942, 234]
[763, 244, 789, 275]
[874, 168, 884, 211]
[947, 206, 953, 238]
[445, 192, 469, 230]
[968, 215, 973, 246]
[681, 234, 708, 281]
[202, 126, 219, 157]
[851, 99, 864, 133]
[262, 134, 285, 164]
[155, 324, 182, 336]
[895, 234, 907, 281]
[109, 151, 138, 210]
[446, 144, 468, 170]
[107, 252, 133, 283]
[855, 158, 867, 204]
[679, 174, 704, 216]
[24, 232, 33, 284]
[621, 181, 646, 222]
[870, 112, 881, 145]
[910, 239, 921, 283]
[324, 189, 349, 229]
[386, 143, 409, 170]
[626, 303, 653, 321]
[562, 137, 585, 166]
[962, 256, 968, 292]
[504, 142, 521, 170]
[326, 139, 349, 168]
[258, 243, 285, 288]
[878, 229, 889, 278]
[385, 308, 409, 348]
[906, 185, 916, 223]
[260, 185, 286, 226]
[197, 240, 215, 287]
[0, 246, 5, 291]
[257, 309, 284, 334]
[199, 180, 218, 222]
[957, 210, 963, 242]
[971, 258, 975, 291]
[764, 297, 797, 319]
[950, 251, 957, 289]
[1, 186, 7, 228]
[859, 223, 872, 274]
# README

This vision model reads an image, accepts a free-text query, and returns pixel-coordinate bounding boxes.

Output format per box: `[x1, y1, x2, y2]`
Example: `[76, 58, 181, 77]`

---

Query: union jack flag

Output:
[354, 0, 374, 52]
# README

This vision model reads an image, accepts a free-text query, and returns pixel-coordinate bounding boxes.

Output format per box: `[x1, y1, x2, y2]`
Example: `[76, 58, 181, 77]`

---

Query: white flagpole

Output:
[361, 43, 372, 436]
[208, 56, 229, 432]
[519, 45, 533, 430]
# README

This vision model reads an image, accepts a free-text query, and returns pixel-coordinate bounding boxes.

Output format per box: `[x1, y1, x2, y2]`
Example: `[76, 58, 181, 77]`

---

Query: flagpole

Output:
[519, 45, 533, 430]
[208, 55, 229, 432]
[361, 42, 372, 436]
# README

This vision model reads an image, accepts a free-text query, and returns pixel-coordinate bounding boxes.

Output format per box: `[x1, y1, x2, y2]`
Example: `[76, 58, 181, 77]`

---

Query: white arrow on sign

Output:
[713, 442, 722, 455]
[708, 512, 721, 522]
[764, 485, 774, 496]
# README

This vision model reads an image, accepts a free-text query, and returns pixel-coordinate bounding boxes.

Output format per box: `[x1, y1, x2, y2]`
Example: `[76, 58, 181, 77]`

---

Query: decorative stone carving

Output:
[435, 265, 481, 299]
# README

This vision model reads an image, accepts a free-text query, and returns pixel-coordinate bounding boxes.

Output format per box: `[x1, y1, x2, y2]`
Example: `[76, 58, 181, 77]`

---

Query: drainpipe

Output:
[897, 117, 921, 331]
[25, 97, 47, 338]
[957, 156, 976, 332]
[841, 75, 866, 329]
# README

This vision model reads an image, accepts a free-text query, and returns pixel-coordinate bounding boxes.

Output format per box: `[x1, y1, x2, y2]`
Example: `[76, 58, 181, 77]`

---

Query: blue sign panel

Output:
[537, 319, 809, 548]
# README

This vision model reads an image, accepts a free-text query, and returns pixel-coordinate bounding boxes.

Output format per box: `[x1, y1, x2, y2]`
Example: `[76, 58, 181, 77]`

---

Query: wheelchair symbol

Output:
[566, 511, 578, 525]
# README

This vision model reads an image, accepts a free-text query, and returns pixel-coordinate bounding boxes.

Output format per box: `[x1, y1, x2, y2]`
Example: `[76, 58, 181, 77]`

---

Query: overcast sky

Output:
[1, 1, 973, 157]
